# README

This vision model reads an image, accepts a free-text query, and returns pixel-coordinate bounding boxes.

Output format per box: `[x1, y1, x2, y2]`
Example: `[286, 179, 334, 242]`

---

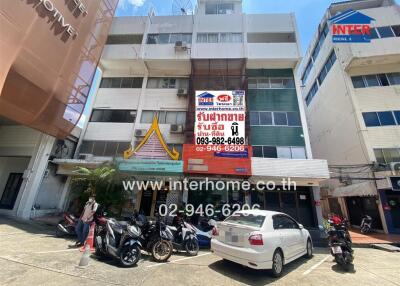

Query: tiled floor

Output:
[349, 229, 400, 244]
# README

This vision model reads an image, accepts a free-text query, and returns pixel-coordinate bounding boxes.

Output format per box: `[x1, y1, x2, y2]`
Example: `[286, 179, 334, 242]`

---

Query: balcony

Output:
[250, 158, 329, 186]
[340, 37, 400, 70]
[101, 44, 142, 60]
[247, 43, 300, 68]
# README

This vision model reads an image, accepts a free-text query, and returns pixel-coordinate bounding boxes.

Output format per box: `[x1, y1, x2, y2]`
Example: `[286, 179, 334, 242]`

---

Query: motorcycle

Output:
[56, 213, 78, 237]
[186, 218, 218, 248]
[133, 214, 174, 262]
[94, 217, 142, 267]
[327, 217, 354, 271]
[167, 217, 199, 256]
[360, 215, 372, 234]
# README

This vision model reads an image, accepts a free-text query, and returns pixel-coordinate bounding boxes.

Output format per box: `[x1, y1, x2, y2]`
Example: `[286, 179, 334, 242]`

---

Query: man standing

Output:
[75, 195, 98, 247]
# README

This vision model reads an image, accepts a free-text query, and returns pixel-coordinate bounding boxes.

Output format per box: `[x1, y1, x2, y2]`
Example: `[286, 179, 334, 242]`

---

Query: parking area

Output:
[1, 217, 400, 286]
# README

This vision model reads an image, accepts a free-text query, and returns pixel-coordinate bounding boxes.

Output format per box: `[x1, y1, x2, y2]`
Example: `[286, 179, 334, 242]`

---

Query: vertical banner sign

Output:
[195, 91, 246, 146]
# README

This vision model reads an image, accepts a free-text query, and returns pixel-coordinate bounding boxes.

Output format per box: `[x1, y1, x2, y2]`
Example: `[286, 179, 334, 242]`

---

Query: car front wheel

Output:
[270, 250, 284, 278]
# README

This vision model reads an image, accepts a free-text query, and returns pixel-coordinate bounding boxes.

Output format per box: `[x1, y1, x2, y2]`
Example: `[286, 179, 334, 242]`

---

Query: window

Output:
[220, 33, 242, 43]
[250, 111, 300, 127]
[197, 33, 242, 43]
[140, 111, 156, 123]
[364, 75, 379, 87]
[247, 33, 296, 43]
[392, 25, 400, 37]
[352, 73, 400, 88]
[273, 112, 288, 126]
[377, 74, 390, 86]
[306, 82, 318, 106]
[363, 111, 400, 127]
[370, 28, 379, 39]
[247, 78, 295, 89]
[146, 34, 192, 44]
[363, 112, 380, 127]
[273, 215, 298, 229]
[352, 76, 365, 88]
[80, 141, 131, 157]
[377, 26, 395, 38]
[250, 112, 260, 125]
[317, 50, 337, 86]
[277, 147, 292, 159]
[287, 112, 301, 127]
[387, 73, 400, 85]
[147, 78, 188, 89]
[140, 110, 186, 125]
[205, 3, 234, 15]
[374, 148, 400, 164]
[90, 110, 136, 123]
[301, 61, 313, 85]
[263, 146, 278, 158]
[99, 77, 143, 89]
[394, 111, 400, 124]
[252, 146, 306, 159]
[106, 34, 143, 45]
[377, 111, 396, 126]
[253, 146, 263, 158]
[291, 147, 307, 159]
[259, 112, 273, 125]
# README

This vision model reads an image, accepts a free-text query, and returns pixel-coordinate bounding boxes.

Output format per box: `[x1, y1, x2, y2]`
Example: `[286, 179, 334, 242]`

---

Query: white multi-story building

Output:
[65, 0, 329, 230]
[300, 0, 400, 233]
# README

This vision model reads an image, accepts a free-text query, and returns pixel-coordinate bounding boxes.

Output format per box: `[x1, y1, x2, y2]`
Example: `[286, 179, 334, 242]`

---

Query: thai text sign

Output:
[195, 91, 245, 145]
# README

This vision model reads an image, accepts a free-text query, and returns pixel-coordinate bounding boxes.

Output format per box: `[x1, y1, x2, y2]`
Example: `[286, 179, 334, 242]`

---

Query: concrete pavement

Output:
[1, 217, 399, 286]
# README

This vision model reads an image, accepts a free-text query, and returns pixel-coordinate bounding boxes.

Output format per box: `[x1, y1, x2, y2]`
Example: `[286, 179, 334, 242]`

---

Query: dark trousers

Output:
[76, 219, 90, 244]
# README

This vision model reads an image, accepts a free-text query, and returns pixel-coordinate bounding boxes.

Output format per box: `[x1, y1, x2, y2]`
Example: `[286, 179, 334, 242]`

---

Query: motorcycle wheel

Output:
[185, 237, 199, 256]
[151, 240, 173, 262]
[119, 245, 141, 267]
[55, 220, 67, 237]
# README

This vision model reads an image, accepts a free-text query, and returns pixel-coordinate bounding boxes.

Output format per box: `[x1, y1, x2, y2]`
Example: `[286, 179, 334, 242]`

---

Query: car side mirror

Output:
[298, 224, 304, 229]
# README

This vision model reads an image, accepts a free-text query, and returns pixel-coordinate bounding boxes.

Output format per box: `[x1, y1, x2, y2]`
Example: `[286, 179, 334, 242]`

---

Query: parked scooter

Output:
[327, 216, 354, 271]
[167, 216, 199, 256]
[360, 215, 372, 234]
[94, 218, 142, 267]
[132, 214, 174, 262]
[186, 218, 218, 248]
[56, 213, 78, 237]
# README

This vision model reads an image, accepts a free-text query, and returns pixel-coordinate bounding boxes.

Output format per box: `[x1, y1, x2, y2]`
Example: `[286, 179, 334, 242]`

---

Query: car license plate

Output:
[332, 246, 342, 254]
[225, 232, 239, 243]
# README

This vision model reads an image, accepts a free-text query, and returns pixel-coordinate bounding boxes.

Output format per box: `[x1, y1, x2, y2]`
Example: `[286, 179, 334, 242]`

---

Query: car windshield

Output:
[224, 213, 266, 228]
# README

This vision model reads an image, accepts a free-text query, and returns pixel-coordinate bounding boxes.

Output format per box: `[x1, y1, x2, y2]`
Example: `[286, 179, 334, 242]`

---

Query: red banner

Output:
[183, 144, 252, 176]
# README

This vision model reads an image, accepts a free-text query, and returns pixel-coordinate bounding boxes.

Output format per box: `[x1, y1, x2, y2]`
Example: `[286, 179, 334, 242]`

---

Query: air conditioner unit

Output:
[390, 162, 400, 174]
[174, 41, 188, 51]
[177, 88, 188, 97]
[170, 124, 184, 134]
[78, 154, 93, 161]
[135, 129, 147, 137]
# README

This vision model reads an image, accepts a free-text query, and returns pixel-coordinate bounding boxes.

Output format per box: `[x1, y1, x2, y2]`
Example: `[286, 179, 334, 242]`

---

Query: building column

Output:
[16, 134, 55, 219]
[57, 176, 72, 211]
[312, 186, 324, 226]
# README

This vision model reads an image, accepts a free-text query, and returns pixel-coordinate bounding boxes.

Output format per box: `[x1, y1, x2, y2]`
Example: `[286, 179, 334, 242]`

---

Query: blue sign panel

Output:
[117, 158, 183, 174]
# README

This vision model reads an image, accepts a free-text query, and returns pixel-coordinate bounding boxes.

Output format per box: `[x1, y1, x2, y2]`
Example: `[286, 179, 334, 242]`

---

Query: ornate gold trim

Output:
[123, 116, 180, 160]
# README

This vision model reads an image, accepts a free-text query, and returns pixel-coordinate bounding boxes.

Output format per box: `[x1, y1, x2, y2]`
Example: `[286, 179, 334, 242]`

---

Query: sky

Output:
[77, 0, 399, 128]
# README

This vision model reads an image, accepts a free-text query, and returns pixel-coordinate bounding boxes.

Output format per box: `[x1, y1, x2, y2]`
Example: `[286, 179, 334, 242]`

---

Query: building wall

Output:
[0, 157, 31, 200]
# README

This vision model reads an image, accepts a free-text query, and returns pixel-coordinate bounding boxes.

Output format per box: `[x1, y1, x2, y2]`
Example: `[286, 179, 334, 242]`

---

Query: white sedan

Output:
[211, 210, 313, 277]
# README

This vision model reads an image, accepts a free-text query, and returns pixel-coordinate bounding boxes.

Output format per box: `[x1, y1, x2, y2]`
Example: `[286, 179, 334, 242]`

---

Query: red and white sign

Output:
[195, 90, 246, 145]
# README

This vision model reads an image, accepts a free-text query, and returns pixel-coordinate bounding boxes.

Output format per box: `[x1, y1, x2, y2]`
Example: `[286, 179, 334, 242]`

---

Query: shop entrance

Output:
[386, 190, 400, 231]
[251, 187, 316, 227]
[345, 196, 383, 230]
[0, 173, 23, 210]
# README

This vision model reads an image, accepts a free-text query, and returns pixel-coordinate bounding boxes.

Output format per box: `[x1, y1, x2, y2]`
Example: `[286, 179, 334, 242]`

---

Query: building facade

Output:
[0, 0, 118, 218]
[300, 0, 400, 233]
[67, 0, 329, 228]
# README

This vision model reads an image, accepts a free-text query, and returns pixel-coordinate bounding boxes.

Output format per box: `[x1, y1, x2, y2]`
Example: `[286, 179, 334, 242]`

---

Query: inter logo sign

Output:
[329, 9, 375, 43]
